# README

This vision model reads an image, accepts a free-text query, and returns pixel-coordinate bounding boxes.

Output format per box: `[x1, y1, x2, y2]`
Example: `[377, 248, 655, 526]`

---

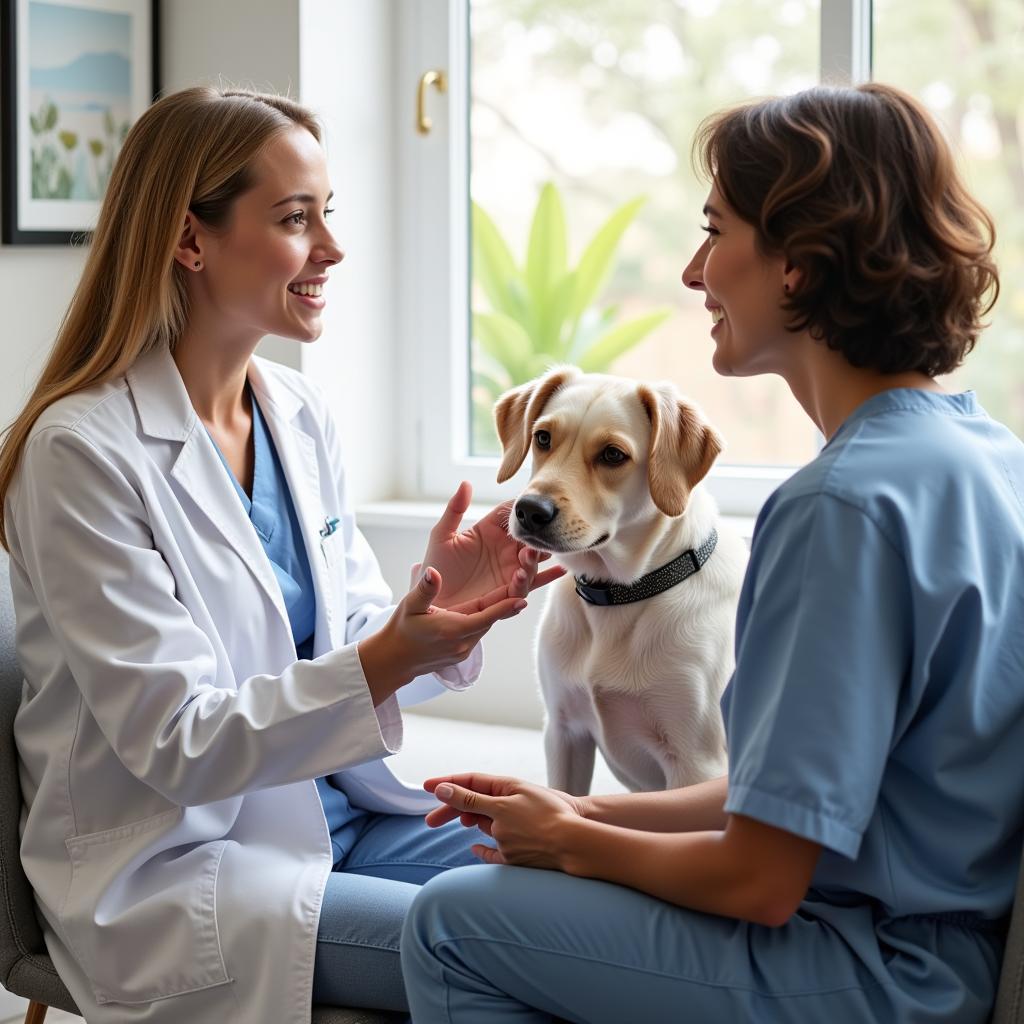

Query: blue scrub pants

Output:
[311, 811, 484, 1014]
[400, 864, 1004, 1023]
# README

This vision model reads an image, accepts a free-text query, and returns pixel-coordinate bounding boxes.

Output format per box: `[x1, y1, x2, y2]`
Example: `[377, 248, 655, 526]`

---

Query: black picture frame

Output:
[0, 0, 160, 245]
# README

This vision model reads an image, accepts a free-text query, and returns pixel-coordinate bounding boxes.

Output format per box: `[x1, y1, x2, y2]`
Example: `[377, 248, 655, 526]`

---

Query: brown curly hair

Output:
[693, 83, 999, 377]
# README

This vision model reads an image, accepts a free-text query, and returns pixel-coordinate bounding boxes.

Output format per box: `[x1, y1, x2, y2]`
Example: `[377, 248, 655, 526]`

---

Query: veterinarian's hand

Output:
[415, 481, 565, 610]
[423, 773, 586, 870]
[358, 570, 526, 704]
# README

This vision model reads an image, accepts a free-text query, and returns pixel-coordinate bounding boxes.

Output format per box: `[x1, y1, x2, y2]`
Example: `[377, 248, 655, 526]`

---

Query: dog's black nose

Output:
[515, 495, 559, 532]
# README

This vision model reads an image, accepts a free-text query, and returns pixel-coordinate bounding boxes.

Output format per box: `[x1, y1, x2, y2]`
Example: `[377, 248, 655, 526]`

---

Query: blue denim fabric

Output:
[312, 813, 487, 1014]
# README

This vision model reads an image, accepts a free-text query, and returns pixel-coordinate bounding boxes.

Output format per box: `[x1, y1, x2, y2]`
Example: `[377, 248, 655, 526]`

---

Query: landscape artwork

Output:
[1, 0, 157, 244]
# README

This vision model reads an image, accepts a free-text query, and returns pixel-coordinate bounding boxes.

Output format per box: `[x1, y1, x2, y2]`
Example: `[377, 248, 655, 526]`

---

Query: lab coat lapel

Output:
[247, 361, 344, 654]
[126, 345, 293, 635]
[170, 432, 294, 630]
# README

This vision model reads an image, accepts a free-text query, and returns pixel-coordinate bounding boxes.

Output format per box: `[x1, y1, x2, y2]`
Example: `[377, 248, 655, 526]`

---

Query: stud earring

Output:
[194, 261, 201, 269]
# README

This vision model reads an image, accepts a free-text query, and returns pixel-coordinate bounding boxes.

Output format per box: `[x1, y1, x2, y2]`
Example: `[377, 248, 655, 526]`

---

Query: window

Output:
[467, 0, 822, 477]
[400, 1, 1024, 516]
[874, 0, 1024, 441]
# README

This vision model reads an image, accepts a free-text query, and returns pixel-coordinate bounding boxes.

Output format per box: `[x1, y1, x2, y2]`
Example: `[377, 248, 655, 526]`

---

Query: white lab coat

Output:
[4, 343, 478, 1023]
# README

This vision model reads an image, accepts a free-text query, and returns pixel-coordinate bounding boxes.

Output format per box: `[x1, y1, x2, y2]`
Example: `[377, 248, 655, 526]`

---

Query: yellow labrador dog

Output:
[496, 366, 746, 794]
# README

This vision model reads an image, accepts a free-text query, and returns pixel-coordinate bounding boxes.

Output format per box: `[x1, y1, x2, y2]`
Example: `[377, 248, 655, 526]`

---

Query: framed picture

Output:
[1, 0, 159, 245]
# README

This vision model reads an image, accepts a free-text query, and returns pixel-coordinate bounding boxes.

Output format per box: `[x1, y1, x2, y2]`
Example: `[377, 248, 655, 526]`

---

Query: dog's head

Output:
[495, 366, 722, 555]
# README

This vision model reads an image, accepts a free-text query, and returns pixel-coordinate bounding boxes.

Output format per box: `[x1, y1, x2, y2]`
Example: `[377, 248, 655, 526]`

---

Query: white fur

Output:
[501, 371, 747, 794]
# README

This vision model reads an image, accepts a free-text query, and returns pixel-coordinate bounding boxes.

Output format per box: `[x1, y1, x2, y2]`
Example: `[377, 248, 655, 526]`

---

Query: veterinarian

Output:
[401, 82, 1024, 1023]
[0, 86, 563, 1024]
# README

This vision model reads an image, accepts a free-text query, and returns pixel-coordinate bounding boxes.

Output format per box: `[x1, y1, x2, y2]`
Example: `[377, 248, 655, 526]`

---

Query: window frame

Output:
[395, 0, 873, 515]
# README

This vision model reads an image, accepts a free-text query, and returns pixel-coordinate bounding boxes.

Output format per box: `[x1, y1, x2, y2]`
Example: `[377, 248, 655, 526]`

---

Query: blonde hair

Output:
[0, 86, 320, 550]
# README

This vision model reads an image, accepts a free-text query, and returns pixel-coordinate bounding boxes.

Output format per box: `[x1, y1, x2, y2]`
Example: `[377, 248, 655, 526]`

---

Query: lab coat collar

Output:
[125, 343, 306, 440]
[125, 343, 197, 441]
[125, 342, 335, 651]
[245, 356, 304, 423]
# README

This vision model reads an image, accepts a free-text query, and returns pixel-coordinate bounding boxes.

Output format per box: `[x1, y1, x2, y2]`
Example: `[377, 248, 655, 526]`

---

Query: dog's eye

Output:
[534, 430, 551, 450]
[600, 446, 628, 466]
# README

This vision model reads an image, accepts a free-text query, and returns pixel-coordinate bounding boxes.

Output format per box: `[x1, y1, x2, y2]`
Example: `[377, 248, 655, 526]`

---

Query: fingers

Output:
[517, 546, 552, 564]
[424, 773, 513, 797]
[430, 481, 473, 542]
[405, 566, 443, 614]
[472, 843, 506, 865]
[423, 805, 494, 832]
[517, 546, 541, 570]
[447, 581, 517, 615]
[424, 803, 463, 828]
[506, 566, 531, 600]
[462, 813, 493, 836]
[529, 565, 567, 591]
[432, 782, 499, 816]
[431, 598, 528, 634]
[456, 596, 529, 633]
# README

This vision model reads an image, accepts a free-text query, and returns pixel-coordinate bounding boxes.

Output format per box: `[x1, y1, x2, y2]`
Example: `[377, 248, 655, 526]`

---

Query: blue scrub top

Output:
[206, 384, 366, 865]
[723, 389, 1024, 922]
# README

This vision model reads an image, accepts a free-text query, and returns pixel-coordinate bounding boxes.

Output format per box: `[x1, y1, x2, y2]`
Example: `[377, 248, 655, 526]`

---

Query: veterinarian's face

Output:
[186, 127, 344, 345]
[682, 183, 790, 377]
[510, 379, 664, 553]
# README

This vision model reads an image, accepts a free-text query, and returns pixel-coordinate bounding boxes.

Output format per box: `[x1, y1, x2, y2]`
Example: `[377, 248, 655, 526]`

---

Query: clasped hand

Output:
[424, 772, 587, 870]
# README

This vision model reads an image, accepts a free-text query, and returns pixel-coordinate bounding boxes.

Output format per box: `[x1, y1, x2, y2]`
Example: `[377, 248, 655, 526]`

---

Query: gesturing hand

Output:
[357, 569, 526, 706]
[415, 482, 565, 610]
[423, 772, 586, 870]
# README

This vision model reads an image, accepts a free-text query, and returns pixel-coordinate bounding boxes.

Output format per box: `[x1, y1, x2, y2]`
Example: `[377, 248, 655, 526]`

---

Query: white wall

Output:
[296, 0, 399, 503]
[2, 0, 399, 506]
[165, 0, 403, 503]
[0, 245, 86, 435]
[0, 1, 546, 733]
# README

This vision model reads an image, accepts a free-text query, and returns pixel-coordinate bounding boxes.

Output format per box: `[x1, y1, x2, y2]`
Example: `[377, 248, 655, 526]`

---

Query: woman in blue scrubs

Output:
[400, 82, 1024, 1022]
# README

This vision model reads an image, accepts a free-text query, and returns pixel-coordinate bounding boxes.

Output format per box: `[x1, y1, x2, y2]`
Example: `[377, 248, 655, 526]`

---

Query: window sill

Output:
[357, 500, 756, 544]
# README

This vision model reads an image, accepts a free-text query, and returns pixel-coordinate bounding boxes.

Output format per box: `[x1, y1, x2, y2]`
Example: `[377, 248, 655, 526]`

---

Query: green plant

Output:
[29, 100, 65, 199]
[471, 182, 672, 453]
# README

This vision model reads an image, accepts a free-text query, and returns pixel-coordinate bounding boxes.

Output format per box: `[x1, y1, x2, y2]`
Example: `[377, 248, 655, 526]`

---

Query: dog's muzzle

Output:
[514, 494, 559, 534]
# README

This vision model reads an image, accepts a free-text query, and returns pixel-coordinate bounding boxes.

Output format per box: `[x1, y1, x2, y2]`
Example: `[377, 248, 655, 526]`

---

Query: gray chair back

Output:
[0, 549, 81, 1012]
[994, 847, 1024, 1022]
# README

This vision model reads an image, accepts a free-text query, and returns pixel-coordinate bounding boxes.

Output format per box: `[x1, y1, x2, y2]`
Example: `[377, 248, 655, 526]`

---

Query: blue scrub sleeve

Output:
[723, 493, 912, 860]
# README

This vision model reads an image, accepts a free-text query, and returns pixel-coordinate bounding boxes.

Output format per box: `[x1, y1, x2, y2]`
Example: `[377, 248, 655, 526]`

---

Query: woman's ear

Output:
[173, 211, 204, 272]
[782, 258, 802, 297]
[493, 366, 578, 483]
[637, 382, 723, 517]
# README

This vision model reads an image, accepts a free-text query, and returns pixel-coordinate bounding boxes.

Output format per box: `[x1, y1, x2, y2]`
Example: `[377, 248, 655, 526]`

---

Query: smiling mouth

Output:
[287, 289, 325, 309]
[288, 281, 325, 297]
[710, 308, 724, 325]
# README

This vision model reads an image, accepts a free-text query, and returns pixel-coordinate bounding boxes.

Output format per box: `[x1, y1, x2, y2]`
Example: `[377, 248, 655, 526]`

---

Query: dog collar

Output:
[574, 529, 718, 607]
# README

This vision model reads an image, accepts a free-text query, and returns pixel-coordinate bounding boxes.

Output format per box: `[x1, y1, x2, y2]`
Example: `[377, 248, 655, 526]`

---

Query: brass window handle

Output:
[417, 69, 448, 135]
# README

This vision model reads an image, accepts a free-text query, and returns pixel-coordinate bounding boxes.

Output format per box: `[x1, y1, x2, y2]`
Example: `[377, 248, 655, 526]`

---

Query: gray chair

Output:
[995, 852, 1024, 1023]
[0, 549, 402, 1024]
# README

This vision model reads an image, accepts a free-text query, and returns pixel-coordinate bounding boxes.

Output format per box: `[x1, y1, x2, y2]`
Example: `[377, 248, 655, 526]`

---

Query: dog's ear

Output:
[494, 367, 578, 483]
[636, 383, 723, 517]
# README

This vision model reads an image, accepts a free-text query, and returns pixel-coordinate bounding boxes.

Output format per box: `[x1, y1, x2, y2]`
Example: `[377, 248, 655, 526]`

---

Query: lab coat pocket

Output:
[61, 811, 231, 1005]
[320, 527, 342, 571]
